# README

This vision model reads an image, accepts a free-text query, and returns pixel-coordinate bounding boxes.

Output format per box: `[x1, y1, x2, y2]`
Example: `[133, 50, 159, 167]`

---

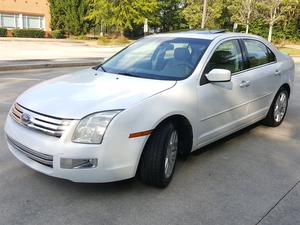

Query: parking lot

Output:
[0, 64, 299, 225]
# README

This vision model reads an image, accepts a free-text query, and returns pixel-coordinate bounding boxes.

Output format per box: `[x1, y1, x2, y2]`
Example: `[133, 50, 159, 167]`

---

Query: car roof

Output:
[149, 30, 261, 41]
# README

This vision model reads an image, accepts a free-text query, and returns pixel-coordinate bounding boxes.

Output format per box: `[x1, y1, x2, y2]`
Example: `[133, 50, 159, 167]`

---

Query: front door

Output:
[196, 39, 250, 147]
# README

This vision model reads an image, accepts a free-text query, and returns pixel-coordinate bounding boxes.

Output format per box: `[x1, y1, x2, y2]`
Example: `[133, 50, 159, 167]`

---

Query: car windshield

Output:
[100, 37, 212, 80]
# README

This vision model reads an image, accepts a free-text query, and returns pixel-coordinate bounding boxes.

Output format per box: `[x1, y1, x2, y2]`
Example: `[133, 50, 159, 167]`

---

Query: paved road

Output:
[0, 65, 299, 225]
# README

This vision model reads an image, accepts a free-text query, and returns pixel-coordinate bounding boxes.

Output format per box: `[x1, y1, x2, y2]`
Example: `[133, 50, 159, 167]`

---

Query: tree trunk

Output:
[246, 10, 251, 34]
[100, 19, 104, 37]
[268, 24, 273, 42]
[120, 27, 124, 37]
[201, 0, 208, 29]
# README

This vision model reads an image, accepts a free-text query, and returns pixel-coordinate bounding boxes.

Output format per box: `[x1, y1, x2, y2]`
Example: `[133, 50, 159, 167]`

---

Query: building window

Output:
[23, 15, 44, 29]
[0, 14, 18, 28]
[0, 13, 44, 30]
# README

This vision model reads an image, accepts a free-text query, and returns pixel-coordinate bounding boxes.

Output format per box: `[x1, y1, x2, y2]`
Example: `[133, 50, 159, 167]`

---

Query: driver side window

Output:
[204, 40, 243, 75]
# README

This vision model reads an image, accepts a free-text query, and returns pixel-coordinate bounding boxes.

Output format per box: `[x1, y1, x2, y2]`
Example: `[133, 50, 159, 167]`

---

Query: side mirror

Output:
[205, 69, 231, 82]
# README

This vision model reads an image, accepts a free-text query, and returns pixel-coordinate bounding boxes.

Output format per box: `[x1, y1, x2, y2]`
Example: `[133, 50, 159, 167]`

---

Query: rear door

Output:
[241, 39, 280, 118]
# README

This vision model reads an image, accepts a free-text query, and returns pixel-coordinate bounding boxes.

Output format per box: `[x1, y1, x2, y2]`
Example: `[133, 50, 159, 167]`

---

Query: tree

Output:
[182, 0, 224, 29]
[86, 0, 111, 36]
[257, 0, 297, 42]
[159, 0, 186, 32]
[281, 0, 299, 29]
[229, 0, 257, 33]
[48, 0, 91, 35]
[201, 0, 208, 29]
[48, 0, 65, 30]
[87, 0, 158, 36]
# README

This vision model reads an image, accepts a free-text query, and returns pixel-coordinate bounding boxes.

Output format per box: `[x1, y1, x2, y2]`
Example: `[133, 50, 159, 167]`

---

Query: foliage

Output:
[48, 0, 65, 31]
[228, 0, 257, 33]
[86, 0, 111, 31]
[159, 0, 187, 32]
[278, 47, 300, 55]
[87, 0, 159, 36]
[182, 0, 225, 29]
[182, 0, 201, 29]
[124, 24, 144, 39]
[48, 0, 300, 41]
[97, 36, 131, 45]
[48, 0, 91, 35]
[70, 34, 91, 40]
[0, 28, 7, 37]
[51, 30, 64, 39]
[11, 29, 45, 38]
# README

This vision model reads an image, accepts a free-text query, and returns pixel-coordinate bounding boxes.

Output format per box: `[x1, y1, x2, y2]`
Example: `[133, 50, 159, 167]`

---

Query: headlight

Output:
[72, 110, 122, 144]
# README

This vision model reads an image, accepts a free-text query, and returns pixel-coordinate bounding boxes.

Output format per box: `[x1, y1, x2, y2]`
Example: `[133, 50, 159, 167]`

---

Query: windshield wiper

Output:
[99, 66, 106, 72]
[114, 72, 143, 78]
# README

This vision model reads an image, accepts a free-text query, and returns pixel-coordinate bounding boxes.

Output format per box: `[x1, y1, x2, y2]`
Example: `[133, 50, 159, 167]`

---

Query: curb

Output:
[0, 37, 83, 43]
[0, 61, 102, 72]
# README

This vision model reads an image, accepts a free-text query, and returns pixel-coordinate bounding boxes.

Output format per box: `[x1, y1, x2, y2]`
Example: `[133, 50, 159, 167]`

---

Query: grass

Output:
[278, 47, 300, 56]
[97, 36, 132, 46]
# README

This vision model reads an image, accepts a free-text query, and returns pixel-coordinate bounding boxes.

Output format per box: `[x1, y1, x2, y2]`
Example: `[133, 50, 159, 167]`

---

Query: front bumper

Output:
[5, 115, 147, 183]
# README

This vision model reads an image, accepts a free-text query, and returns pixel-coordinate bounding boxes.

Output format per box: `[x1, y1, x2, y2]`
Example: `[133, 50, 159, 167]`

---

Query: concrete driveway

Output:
[0, 39, 123, 61]
[0, 65, 299, 225]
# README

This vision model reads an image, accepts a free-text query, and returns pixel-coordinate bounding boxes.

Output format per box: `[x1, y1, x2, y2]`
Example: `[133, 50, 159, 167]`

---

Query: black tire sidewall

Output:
[138, 122, 179, 188]
[160, 124, 178, 186]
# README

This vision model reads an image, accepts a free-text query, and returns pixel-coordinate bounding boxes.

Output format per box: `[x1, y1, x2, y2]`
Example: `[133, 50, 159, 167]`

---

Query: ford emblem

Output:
[21, 113, 31, 124]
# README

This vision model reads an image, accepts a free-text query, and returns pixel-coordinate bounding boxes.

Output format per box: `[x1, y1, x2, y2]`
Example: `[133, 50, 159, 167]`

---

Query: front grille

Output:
[10, 103, 72, 138]
[7, 136, 53, 168]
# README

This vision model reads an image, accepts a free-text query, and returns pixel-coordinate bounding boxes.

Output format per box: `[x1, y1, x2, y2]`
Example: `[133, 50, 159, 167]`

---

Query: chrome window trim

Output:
[199, 36, 279, 85]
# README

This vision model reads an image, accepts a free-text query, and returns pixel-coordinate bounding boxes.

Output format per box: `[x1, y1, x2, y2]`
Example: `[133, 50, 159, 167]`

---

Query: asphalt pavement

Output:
[0, 39, 123, 71]
[0, 65, 299, 225]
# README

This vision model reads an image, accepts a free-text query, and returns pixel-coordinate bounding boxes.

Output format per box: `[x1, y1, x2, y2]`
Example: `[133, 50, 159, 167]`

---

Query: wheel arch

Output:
[136, 114, 193, 178]
[145, 114, 193, 159]
[280, 83, 291, 98]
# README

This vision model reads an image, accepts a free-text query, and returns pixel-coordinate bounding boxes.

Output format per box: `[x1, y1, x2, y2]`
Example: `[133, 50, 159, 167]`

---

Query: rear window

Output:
[244, 39, 276, 68]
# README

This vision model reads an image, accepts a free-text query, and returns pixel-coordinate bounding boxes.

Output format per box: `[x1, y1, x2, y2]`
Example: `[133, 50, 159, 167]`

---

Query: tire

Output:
[262, 88, 289, 127]
[139, 123, 178, 188]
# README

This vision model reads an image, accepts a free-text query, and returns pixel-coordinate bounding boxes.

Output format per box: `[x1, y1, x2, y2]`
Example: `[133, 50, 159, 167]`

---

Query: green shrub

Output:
[97, 36, 111, 45]
[71, 35, 90, 40]
[0, 28, 7, 37]
[11, 29, 45, 38]
[51, 30, 64, 39]
[97, 36, 130, 45]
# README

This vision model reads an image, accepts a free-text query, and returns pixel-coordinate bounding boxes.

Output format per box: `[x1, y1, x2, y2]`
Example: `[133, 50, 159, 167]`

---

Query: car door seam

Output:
[200, 91, 273, 122]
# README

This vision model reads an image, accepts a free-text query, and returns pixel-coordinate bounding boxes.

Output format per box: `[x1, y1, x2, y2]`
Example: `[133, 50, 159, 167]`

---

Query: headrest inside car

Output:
[174, 48, 191, 61]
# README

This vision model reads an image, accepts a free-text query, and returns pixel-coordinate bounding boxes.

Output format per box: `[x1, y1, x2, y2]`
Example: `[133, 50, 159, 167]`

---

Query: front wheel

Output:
[262, 88, 289, 127]
[139, 123, 178, 188]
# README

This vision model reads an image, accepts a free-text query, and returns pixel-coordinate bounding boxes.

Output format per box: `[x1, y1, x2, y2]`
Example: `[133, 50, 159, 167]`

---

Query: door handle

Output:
[240, 80, 250, 88]
[275, 70, 281, 76]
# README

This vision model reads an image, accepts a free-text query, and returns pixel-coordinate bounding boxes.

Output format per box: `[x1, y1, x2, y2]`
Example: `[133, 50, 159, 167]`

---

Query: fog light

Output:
[60, 158, 98, 169]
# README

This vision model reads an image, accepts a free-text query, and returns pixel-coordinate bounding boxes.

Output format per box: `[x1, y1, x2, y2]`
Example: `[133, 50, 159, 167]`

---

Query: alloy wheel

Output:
[164, 130, 178, 179]
[274, 92, 288, 123]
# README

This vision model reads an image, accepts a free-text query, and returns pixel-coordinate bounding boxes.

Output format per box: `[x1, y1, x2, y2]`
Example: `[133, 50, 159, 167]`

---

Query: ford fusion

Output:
[5, 31, 295, 187]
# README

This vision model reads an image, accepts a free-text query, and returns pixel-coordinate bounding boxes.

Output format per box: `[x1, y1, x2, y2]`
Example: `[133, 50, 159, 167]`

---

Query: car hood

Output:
[17, 68, 176, 119]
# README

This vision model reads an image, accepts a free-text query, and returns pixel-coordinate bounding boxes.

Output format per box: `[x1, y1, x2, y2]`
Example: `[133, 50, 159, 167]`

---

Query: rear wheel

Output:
[263, 88, 289, 127]
[139, 123, 178, 188]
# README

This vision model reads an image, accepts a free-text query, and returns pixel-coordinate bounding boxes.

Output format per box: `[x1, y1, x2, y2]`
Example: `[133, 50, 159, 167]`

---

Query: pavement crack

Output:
[255, 180, 300, 225]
